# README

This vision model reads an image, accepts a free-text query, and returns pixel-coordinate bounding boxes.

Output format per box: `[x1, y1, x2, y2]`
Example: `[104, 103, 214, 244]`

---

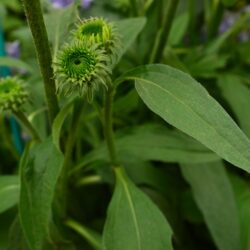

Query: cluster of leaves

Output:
[1, 0, 250, 250]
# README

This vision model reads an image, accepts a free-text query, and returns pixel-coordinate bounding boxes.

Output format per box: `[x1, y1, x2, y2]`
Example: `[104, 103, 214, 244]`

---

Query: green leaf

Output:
[237, 41, 250, 65]
[0, 57, 32, 72]
[0, 176, 19, 214]
[218, 75, 250, 138]
[115, 17, 146, 64]
[184, 52, 229, 78]
[113, 89, 139, 115]
[102, 167, 173, 250]
[169, 12, 189, 46]
[7, 216, 29, 250]
[19, 139, 64, 250]
[238, 194, 250, 249]
[73, 125, 219, 173]
[116, 64, 250, 173]
[44, 4, 78, 58]
[220, 0, 237, 7]
[181, 161, 241, 250]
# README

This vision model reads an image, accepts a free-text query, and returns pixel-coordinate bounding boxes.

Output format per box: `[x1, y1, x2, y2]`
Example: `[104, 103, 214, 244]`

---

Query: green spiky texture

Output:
[0, 77, 28, 112]
[55, 42, 111, 101]
[74, 17, 121, 63]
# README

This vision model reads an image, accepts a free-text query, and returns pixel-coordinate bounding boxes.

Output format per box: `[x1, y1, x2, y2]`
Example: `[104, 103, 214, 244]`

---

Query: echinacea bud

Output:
[74, 17, 121, 61]
[0, 77, 28, 112]
[54, 41, 111, 101]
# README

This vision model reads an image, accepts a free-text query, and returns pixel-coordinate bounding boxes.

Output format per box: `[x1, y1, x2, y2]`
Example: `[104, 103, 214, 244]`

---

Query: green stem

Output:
[130, 0, 139, 16]
[13, 110, 41, 142]
[55, 99, 84, 219]
[104, 87, 119, 167]
[21, 0, 59, 125]
[65, 219, 101, 249]
[0, 116, 19, 160]
[207, 0, 224, 40]
[150, 0, 180, 63]
[188, 0, 196, 44]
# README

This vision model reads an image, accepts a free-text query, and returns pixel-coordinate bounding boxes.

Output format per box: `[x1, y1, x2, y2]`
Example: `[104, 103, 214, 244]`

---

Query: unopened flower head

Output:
[0, 77, 28, 112]
[55, 41, 111, 101]
[74, 17, 121, 61]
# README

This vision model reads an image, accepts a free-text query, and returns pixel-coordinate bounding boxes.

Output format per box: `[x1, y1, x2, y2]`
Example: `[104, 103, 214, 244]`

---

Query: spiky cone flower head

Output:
[55, 41, 111, 102]
[74, 17, 121, 63]
[0, 77, 28, 113]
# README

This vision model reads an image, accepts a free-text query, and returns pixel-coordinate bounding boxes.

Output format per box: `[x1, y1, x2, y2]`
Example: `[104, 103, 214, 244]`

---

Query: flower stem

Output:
[103, 86, 119, 168]
[207, 0, 224, 40]
[13, 110, 41, 142]
[150, 0, 180, 63]
[54, 98, 84, 219]
[130, 0, 139, 16]
[21, 0, 59, 125]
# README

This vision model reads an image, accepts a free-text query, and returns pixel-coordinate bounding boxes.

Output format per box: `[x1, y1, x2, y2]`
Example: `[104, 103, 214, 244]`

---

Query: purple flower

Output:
[5, 41, 20, 58]
[5, 41, 28, 74]
[219, 13, 236, 34]
[82, 0, 92, 9]
[51, 0, 93, 9]
[51, 0, 74, 8]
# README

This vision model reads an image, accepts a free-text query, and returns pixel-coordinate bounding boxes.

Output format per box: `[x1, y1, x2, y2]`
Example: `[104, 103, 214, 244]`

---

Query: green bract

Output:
[55, 42, 111, 101]
[74, 17, 121, 61]
[0, 77, 28, 112]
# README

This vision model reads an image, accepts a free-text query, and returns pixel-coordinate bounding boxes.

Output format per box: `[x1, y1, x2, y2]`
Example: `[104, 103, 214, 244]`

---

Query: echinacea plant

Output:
[2, 0, 250, 250]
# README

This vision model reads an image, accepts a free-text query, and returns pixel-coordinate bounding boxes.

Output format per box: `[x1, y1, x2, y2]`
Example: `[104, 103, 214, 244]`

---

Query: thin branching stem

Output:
[150, 0, 180, 63]
[103, 86, 119, 168]
[207, 0, 224, 39]
[130, 0, 139, 16]
[13, 110, 41, 142]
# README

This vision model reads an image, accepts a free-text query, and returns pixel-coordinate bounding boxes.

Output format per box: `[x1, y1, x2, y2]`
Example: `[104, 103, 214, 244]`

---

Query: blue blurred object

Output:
[0, 21, 24, 154]
[51, 0, 93, 9]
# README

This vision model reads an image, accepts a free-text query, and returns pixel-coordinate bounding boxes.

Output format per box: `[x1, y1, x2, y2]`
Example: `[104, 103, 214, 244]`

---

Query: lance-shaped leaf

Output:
[0, 176, 19, 214]
[19, 139, 64, 250]
[218, 75, 250, 138]
[115, 17, 146, 64]
[102, 167, 173, 250]
[181, 161, 241, 250]
[115, 64, 250, 173]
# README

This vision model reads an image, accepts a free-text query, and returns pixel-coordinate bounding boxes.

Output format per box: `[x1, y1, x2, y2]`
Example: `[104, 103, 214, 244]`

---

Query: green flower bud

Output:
[73, 17, 121, 61]
[54, 41, 111, 101]
[0, 77, 28, 112]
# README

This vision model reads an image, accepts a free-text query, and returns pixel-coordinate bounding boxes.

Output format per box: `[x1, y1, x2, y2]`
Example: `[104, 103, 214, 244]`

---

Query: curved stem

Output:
[65, 219, 101, 249]
[103, 87, 119, 167]
[13, 110, 41, 142]
[21, 0, 59, 125]
[150, 0, 180, 63]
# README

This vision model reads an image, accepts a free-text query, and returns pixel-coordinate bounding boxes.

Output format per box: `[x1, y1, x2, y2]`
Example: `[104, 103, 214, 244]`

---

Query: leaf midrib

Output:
[119, 176, 142, 250]
[0, 184, 19, 196]
[132, 75, 250, 171]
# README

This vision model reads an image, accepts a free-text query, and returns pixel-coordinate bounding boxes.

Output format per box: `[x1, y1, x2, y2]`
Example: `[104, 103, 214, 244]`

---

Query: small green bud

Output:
[73, 17, 121, 62]
[0, 77, 28, 112]
[54, 41, 111, 101]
